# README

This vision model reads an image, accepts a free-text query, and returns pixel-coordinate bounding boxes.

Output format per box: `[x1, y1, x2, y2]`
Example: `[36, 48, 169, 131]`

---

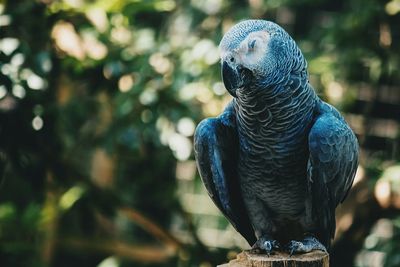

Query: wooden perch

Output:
[218, 251, 329, 267]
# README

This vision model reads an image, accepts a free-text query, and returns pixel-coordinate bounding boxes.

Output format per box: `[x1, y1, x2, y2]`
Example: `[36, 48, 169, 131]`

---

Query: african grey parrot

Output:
[194, 20, 358, 254]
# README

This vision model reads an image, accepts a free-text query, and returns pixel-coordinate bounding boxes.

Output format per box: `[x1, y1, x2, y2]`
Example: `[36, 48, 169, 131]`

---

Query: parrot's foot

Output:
[287, 236, 327, 255]
[251, 236, 280, 255]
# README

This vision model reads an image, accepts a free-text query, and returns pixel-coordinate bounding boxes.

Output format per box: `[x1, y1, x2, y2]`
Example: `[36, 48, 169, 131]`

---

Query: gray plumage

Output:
[194, 20, 358, 253]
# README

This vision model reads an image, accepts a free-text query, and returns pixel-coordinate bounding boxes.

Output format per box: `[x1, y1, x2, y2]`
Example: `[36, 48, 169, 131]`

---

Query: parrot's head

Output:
[219, 20, 307, 97]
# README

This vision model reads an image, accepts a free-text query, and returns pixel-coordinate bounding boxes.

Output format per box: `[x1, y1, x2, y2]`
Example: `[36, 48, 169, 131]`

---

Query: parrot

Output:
[194, 20, 359, 255]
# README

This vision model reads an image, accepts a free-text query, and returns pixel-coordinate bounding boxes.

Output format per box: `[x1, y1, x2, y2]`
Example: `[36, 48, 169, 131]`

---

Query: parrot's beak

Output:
[222, 61, 241, 97]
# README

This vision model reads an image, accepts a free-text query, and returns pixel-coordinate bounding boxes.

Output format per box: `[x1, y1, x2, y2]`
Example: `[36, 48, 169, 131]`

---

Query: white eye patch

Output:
[219, 30, 270, 70]
[236, 31, 270, 69]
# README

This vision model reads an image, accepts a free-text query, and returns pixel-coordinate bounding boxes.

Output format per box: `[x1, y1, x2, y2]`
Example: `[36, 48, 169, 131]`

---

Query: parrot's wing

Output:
[194, 102, 256, 245]
[308, 104, 359, 248]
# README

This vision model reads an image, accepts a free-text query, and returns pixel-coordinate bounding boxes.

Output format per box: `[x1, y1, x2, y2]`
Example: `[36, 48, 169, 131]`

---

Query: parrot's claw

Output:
[251, 237, 280, 256]
[287, 236, 327, 255]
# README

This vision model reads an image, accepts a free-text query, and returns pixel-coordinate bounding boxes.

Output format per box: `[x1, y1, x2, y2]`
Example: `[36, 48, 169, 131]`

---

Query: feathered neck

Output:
[234, 76, 317, 138]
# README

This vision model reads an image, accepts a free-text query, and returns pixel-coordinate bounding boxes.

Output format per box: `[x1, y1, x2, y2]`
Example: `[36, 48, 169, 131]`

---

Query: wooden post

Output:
[218, 251, 329, 267]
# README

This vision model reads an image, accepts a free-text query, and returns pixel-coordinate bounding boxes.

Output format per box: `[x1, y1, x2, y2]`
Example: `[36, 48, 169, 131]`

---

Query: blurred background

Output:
[0, 0, 399, 266]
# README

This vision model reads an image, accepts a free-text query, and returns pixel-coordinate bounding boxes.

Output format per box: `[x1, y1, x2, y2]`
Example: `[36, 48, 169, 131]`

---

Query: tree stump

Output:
[218, 251, 329, 267]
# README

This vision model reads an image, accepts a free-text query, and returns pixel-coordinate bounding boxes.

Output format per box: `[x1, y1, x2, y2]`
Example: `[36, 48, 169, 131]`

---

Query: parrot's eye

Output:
[229, 56, 235, 63]
[248, 39, 256, 50]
